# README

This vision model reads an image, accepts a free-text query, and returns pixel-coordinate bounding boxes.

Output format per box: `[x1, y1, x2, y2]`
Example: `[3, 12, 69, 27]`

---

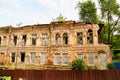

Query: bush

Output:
[71, 59, 84, 70]
[107, 63, 115, 70]
[87, 66, 98, 70]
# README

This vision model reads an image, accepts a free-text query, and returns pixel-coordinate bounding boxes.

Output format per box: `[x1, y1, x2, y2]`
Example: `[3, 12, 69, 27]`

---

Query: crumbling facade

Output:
[0, 21, 112, 70]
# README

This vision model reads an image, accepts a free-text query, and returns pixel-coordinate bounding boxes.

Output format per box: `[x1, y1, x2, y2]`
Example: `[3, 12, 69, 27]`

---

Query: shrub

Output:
[107, 63, 115, 70]
[87, 66, 98, 70]
[71, 59, 84, 70]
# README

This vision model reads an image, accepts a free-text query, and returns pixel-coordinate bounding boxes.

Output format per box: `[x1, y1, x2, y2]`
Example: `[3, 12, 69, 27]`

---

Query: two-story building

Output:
[0, 21, 112, 70]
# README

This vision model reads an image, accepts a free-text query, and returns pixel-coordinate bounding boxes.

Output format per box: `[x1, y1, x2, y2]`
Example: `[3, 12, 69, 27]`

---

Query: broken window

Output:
[11, 53, 15, 62]
[77, 32, 83, 44]
[87, 29, 93, 44]
[21, 52, 25, 62]
[63, 33, 68, 44]
[13, 35, 17, 45]
[56, 33, 61, 45]
[42, 34, 48, 46]
[54, 53, 60, 65]
[40, 53, 47, 64]
[0, 37, 1, 45]
[30, 52, 35, 63]
[22, 35, 26, 45]
[62, 53, 68, 65]
[32, 34, 37, 45]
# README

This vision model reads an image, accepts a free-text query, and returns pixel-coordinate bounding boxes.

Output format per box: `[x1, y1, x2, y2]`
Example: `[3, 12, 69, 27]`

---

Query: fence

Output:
[0, 70, 120, 80]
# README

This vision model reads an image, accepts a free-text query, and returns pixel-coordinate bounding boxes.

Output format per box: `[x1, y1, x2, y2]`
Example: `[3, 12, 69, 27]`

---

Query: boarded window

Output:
[0, 53, 5, 63]
[77, 53, 83, 60]
[54, 53, 60, 65]
[77, 32, 83, 44]
[62, 53, 68, 65]
[30, 52, 35, 63]
[40, 53, 47, 64]
[88, 53, 95, 66]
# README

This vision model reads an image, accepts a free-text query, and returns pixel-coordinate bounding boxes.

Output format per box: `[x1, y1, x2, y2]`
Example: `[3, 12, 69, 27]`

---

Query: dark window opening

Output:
[21, 52, 25, 62]
[0, 37, 1, 44]
[13, 36, 17, 45]
[11, 53, 15, 62]
[22, 35, 26, 45]
[63, 33, 68, 44]
[77, 32, 83, 44]
[32, 34, 37, 45]
[87, 29, 93, 44]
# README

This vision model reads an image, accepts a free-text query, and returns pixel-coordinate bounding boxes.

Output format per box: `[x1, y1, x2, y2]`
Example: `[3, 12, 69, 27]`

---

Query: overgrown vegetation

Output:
[107, 63, 115, 70]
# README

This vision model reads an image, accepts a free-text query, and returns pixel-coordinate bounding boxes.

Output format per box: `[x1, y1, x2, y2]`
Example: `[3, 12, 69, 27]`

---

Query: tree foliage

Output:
[98, 0, 120, 44]
[76, 0, 98, 23]
[55, 14, 66, 22]
[71, 59, 84, 70]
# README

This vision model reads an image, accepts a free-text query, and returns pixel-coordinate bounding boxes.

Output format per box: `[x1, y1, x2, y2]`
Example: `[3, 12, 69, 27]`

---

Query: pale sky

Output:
[0, 0, 119, 27]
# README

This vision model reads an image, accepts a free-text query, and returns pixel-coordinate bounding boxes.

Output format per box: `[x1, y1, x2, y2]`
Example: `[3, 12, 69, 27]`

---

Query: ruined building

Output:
[0, 21, 112, 70]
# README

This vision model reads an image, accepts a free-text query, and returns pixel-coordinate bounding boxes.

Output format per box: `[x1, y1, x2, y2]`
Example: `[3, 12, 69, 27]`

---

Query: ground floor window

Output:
[87, 53, 95, 66]
[30, 52, 35, 63]
[62, 53, 68, 65]
[76, 53, 83, 60]
[40, 53, 47, 64]
[21, 52, 25, 62]
[54, 53, 60, 65]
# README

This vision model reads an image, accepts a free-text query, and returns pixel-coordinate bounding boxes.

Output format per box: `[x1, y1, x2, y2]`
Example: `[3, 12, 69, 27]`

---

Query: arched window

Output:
[63, 33, 68, 44]
[87, 29, 93, 44]
[56, 33, 61, 45]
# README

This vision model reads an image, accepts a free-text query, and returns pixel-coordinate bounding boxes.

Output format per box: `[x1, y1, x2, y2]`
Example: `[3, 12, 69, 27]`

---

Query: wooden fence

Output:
[0, 70, 120, 80]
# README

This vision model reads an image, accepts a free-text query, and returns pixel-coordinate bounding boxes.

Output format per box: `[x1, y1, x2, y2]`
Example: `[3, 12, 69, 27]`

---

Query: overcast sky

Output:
[0, 0, 119, 27]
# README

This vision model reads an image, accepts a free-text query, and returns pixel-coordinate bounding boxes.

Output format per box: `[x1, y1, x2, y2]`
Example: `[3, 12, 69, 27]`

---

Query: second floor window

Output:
[13, 35, 17, 45]
[87, 29, 93, 44]
[42, 34, 48, 46]
[56, 33, 61, 45]
[32, 34, 37, 45]
[77, 32, 83, 44]
[63, 33, 68, 45]
[22, 35, 26, 45]
[0, 37, 1, 45]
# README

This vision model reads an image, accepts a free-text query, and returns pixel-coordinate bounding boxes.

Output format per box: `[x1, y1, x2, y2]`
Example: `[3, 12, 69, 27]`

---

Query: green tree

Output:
[71, 59, 84, 70]
[76, 0, 98, 23]
[55, 14, 66, 22]
[98, 0, 120, 44]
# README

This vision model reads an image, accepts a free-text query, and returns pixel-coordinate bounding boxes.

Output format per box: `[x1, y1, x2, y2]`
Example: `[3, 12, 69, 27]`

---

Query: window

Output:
[56, 34, 61, 45]
[32, 34, 37, 45]
[77, 53, 83, 60]
[63, 33, 68, 44]
[22, 35, 26, 45]
[21, 52, 25, 62]
[30, 52, 35, 63]
[13, 35, 17, 45]
[40, 53, 47, 64]
[0, 53, 5, 63]
[62, 53, 68, 65]
[88, 53, 95, 66]
[87, 29, 93, 44]
[0, 37, 1, 45]
[42, 34, 48, 46]
[77, 32, 83, 44]
[11, 53, 15, 62]
[54, 53, 60, 65]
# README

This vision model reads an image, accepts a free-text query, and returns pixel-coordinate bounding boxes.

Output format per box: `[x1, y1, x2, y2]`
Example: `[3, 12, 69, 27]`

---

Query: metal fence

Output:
[0, 70, 120, 80]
